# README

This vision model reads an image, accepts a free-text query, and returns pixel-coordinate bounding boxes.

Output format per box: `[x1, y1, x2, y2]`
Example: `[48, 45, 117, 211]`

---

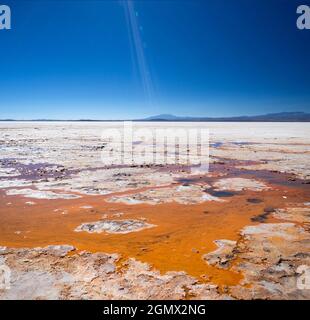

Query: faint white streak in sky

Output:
[121, 0, 154, 105]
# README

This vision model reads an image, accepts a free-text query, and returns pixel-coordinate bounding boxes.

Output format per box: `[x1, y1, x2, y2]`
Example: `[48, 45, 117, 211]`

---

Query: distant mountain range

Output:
[141, 112, 310, 122]
[1, 112, 310, 122]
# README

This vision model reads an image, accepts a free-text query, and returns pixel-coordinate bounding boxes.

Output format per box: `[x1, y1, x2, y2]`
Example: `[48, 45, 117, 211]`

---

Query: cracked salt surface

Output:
[212, 177, 269, 192]
[107, 185, 223, 205]
[34, 167, 176, 196]
[75, 219, 156, 234]
[240, 223, 298, 240]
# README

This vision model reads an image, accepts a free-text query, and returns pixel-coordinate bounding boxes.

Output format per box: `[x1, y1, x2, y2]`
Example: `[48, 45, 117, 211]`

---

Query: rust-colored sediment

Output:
[0, 169, 309, 287]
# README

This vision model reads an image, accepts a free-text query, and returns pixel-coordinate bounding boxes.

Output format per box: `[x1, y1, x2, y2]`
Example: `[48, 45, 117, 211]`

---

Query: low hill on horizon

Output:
[141, 112, 310, 122]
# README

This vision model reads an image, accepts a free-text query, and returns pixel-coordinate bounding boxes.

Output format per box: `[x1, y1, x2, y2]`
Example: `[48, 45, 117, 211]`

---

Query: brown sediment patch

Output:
[0, 166, 309, 288]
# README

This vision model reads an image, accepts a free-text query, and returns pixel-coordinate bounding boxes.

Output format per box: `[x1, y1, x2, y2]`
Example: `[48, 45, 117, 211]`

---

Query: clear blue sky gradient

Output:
[0, 0, 309, 119]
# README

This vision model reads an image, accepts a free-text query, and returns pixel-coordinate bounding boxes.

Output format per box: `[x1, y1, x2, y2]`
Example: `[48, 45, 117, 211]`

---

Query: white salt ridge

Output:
[25, 201, 36, 205]
[202, 193, 223, 201]
[6, 188, 81, 200]
[0, 179, 32, 189]
[116, 197, 145, 205]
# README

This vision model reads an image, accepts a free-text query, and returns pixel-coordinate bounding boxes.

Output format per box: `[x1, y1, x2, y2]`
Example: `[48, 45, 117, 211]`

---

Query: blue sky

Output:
[0, 0, 309, 119]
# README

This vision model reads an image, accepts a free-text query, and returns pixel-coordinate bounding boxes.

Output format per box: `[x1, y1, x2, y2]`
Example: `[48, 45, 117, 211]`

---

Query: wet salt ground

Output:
[0, 158, 309, 286]
[1, 155, 309, 213]
[177, 161, 310, 190]
[1, 154, 309, 207]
